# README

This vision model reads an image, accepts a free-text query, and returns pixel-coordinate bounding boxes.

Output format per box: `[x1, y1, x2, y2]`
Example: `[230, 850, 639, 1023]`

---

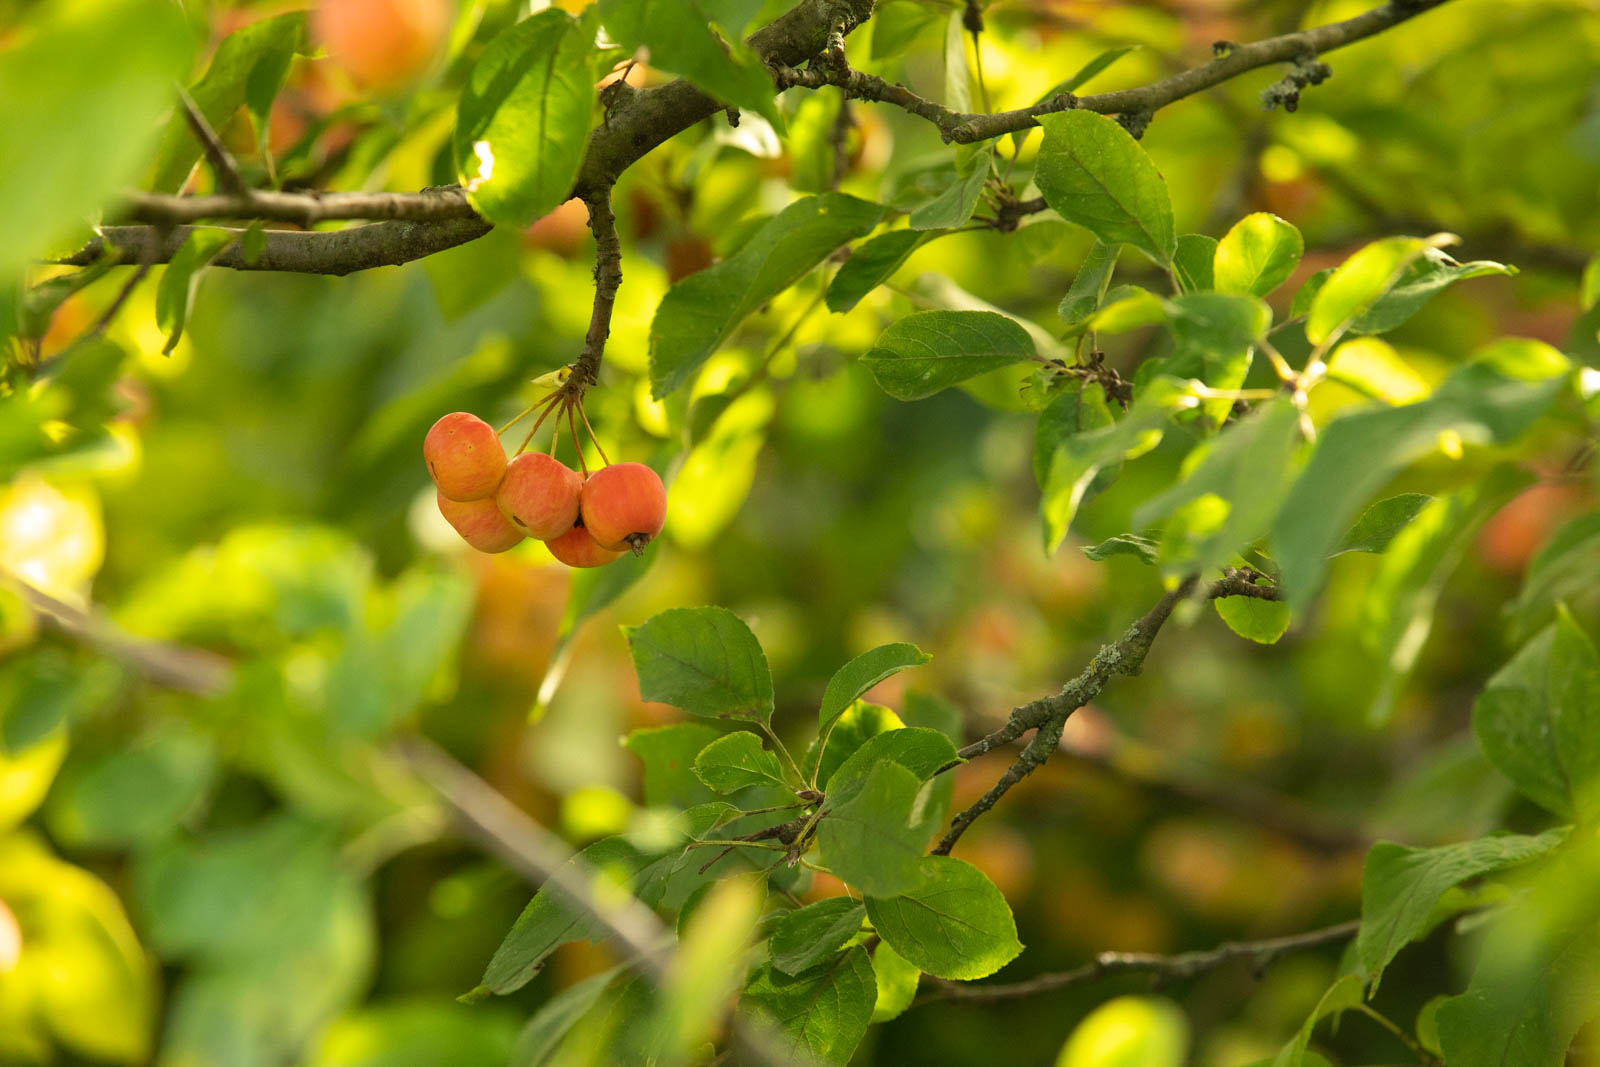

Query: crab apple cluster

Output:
[423, 412, 667, 567]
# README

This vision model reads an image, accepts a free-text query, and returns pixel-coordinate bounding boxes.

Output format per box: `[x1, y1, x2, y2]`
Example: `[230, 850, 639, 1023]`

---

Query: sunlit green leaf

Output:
[1035, 110, 1176, 265]
[1214, 213, 1303, 298]
[599, 0, 780, 126]
[455, 8, 597, 227]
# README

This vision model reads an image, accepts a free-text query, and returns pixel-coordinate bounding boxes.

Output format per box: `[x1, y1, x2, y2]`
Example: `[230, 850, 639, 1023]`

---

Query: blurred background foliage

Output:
[0, 0, 1597, 1064]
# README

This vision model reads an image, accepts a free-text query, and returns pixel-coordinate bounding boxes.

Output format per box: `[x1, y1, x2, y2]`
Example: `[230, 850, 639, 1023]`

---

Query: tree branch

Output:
[779, 0, 1455, 144]
[9, 577, 235, 697]
[59, 218, 493, 277]
[915, 919, 1359, 1005]
[933, 571, 1282, 855]
[65, 0, 1451, 277]
[571, 190, 622, 390]
[399, 739, 802, 1067]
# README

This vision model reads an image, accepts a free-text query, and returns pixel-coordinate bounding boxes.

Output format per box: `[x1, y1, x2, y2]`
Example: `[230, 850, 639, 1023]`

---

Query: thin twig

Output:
[8, 576, 235, 696]
[176, 86, 248, 195]
[398, 739, 803, 1067]
[915, 919, 1360, 1004]
[933, 572, 1283, 855]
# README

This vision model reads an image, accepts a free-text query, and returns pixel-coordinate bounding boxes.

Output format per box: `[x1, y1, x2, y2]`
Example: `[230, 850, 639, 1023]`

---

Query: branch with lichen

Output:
[915, 918, 1359, 1005]
[780, 0, 1453, 144]
[933, 569, 1283, 855]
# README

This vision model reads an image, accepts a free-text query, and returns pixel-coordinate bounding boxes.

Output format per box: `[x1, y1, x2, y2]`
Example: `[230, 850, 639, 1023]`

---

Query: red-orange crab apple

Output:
[311, 0, 450, 92]
[424, 412, 506, 502]
[437, 491, 525, 553]
[545, 524, 625, 568]
[579, 462, 667, 550]
[496, 453, 582, 540]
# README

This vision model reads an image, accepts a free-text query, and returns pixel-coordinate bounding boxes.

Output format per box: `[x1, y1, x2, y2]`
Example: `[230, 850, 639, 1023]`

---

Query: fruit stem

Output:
[566, 404, 588, 475]
[573, 397, 612, 466]
[514, 393, 563, 455]
[498, 390, 562, 436]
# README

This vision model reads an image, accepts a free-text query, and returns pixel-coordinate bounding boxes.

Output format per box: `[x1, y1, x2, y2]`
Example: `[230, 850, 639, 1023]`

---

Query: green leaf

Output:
[864, 856, 1022, 980]
[1352, 249, 1516, 335]
[510, 965, 626, 1067]
[46, 722, 215, 849]
[479, 805, 739, 996]
[870, 942, 921, 1023]
[1172, 234, 1217, 293]
[625, 723, 722, 808]
[818, 643, 931, 732]
[692, 731, 788, 794]
[1356, 829, 1567, 990]
[827, 230, 931, 314]
[1214, 212, 1303, 298]
[943, 10, 971, 112]
[1041, 377, 1197, 551]
[624, 607, 775, 724]
[739, 948, 876, 1065]
[1474, 608, 1600, 821]
[1333, 493, 1434, 555]
[148, 12, 306, 192]
[816, 761, 933, 897]
[1510, 511, 1600, 641]
[1323, 336, 1430, 404]
[1035, 110, 1176, 265]
[155, 228, 237, 354]
[863, 310, 1038, 402]
[1360, 469, 1531, 724]
[909, 145, 993, 230]
[1214, 596, 1291, 645]
[1165, 290, 1271, 426]
[870, 1, 944, 61]
[1010, 46, 1140, 152]
[455, 9, 597, 228]
[1269, 975, 1363, 1067]
[1057, 996, 1189, 1067]
[1088, 284, 1168, 334]
[1434, 840, 1600, 1067]
[1305, 236, 1427, 347]
[0, 0, 192, 278]
[828, 725, 956, 782]
[1581, 252, 1600, 311]
[802, 701, 903, 790]
[1272, 361, 1569, 611]
[1290, 268, 1333, 320]
[1134, 397, 1303, 578]
[1058, 241, 1120, 330]
[651, 194, 884, 397]
[599, 0, 780, 127]
[1034, 381, 1116, 487]
[1082, 533, 1159, 565]
[769, 898, 866, 976]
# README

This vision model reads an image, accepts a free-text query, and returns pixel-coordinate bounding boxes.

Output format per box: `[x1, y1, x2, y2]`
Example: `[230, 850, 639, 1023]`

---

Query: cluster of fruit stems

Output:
[501, 385, 609, 474]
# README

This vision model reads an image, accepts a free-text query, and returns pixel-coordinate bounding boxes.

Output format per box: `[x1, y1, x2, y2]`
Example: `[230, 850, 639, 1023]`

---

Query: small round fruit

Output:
[311, 0, 451, 92]
[580, 462, 667, 551]
[546, 524, 624, 568]
[425, 412, 506, 502]
[437, 491, 525, 553]
[496, 453, 582, 540]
